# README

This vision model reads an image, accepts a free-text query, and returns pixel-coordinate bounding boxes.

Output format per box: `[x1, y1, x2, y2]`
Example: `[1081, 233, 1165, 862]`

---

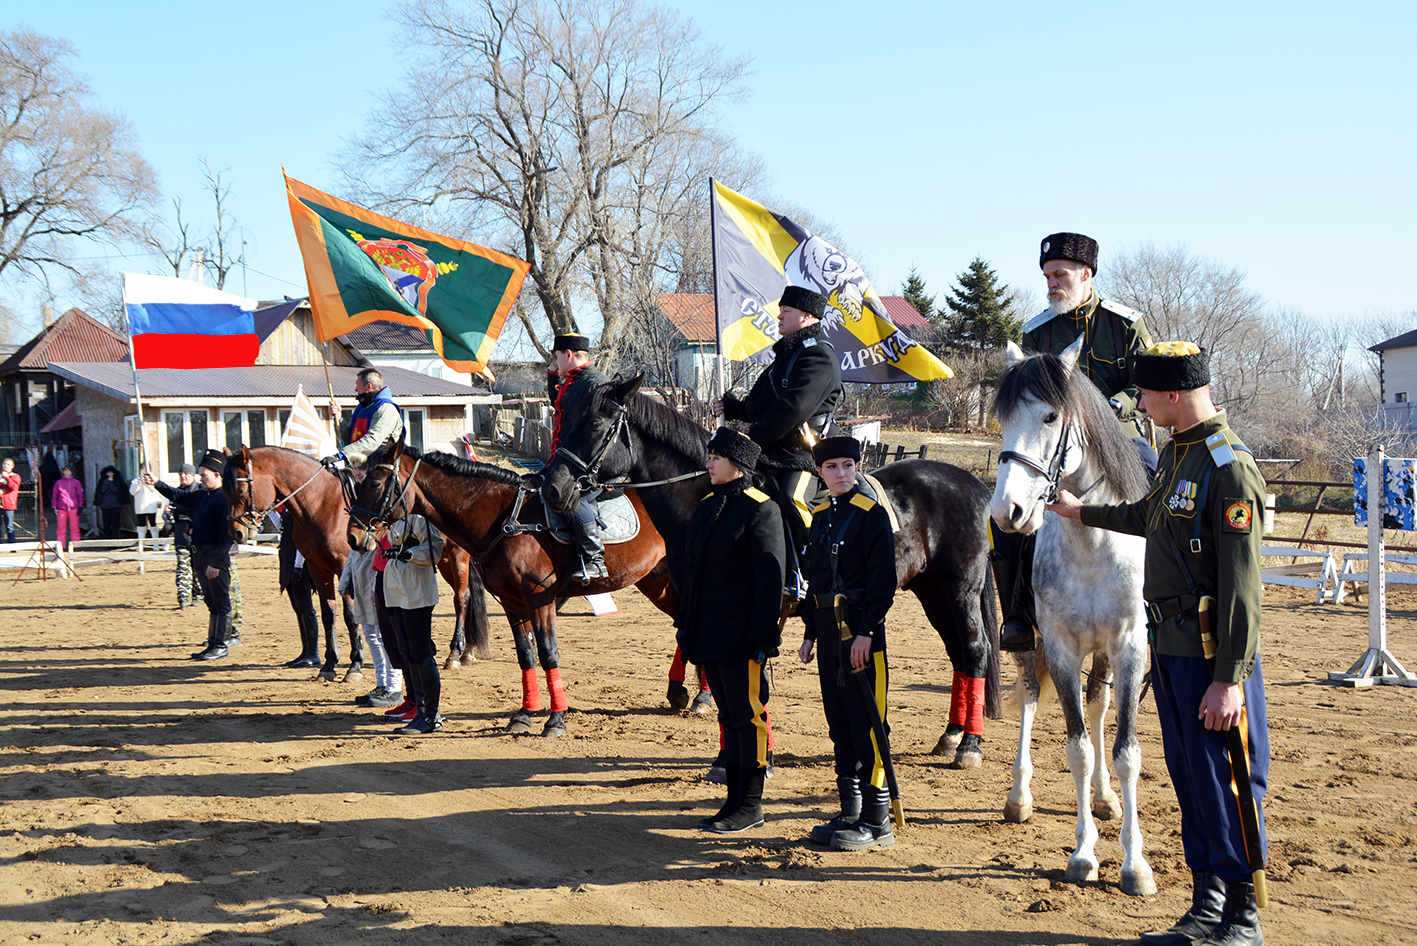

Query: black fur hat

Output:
[707, 427, 761, 474]
[1039, 232, 1099, 275]
[1132, 341, 1210, 391]
[198, 449, 226, 475]
[812, 436, 861, 466]
[552, 333, 591, 352]
[779, 285, 828, 320]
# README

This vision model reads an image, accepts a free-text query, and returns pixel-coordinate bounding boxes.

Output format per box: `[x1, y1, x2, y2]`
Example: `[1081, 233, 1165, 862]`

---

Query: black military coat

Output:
[722, 325, 843, 471]
[802, 487, 897, 651]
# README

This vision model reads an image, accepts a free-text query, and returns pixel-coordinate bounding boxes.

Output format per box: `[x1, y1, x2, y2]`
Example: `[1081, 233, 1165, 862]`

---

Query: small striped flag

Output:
[280, 385, 335, 457]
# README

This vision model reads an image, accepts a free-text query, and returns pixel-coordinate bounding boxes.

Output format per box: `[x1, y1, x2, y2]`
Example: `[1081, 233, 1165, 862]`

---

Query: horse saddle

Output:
[545, 491, 641, 546]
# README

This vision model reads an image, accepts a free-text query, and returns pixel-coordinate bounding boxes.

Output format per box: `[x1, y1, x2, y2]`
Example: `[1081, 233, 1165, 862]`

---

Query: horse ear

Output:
[393, 429, 406, 460]
[241, 445, 251, 468]
[1059, 335, 1084, 372]
[1004, 340, 1027, 368]
[613, 373, 645, 403]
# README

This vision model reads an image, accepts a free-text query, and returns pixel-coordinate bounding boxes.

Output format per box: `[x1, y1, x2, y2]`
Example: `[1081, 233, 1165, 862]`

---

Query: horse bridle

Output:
[998, 421, 1074, 504]
[228, 455, 327, 527]
[553, 398, 706, 492]
[348, 456, 423, 532]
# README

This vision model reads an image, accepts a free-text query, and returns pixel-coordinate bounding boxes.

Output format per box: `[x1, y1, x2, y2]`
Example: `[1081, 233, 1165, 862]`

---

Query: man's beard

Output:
[1049, 285, 1092, 316]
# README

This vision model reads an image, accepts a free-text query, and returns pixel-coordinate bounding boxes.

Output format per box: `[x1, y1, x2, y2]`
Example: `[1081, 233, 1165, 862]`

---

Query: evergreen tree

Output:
[901, 266, 935, 322]
[942, 257, 1023, 354]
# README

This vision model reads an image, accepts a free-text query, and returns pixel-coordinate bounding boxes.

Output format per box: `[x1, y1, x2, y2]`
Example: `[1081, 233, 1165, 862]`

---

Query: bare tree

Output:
[346, 0, 750, 362]
[0, 28, 156, 287]
[139, 159, 243, 288]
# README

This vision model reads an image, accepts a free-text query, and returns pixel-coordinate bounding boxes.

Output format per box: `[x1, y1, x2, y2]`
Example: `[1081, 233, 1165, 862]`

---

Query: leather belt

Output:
[1145, 593, 1198, 625]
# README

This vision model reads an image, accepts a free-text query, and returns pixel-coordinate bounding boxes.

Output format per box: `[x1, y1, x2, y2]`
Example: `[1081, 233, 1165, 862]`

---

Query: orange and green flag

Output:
[285, 172, 530, 376]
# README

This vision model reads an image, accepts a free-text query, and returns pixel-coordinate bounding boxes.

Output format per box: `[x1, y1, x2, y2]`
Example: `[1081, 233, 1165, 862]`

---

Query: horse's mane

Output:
[562, 373, 710, 468]
[992, 352, 1150, 501]
[368, 441, 524, 487]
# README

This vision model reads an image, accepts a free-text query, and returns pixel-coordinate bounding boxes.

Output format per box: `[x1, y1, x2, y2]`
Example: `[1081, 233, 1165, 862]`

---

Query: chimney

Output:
[41, 305, 52, 328]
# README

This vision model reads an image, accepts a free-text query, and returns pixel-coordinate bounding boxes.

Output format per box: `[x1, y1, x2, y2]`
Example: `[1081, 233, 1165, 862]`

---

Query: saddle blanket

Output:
[546, 491, 641, 546]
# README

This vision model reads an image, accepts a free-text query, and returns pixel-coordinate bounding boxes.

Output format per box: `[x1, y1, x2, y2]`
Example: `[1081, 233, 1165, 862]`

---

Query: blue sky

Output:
[8, 0, 1415, 344]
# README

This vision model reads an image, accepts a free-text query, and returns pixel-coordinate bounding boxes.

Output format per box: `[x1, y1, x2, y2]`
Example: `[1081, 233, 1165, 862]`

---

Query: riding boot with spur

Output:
[196, 613, 232, 661]
[809, 775, 863, 845]
[568, 500, 608, 585]
[285, 611, 322, 668]
[1195, 881, 1263, 946]
[698, 762, 741, 829]
[708, 765, 765, 834]
[991, 527, 1036, 652]
[830, 783, 895, 851]
[1141, 870, 1226, 945]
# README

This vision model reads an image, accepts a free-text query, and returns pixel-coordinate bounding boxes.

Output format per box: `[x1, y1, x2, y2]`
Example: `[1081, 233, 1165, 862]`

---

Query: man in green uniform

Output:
[1049, 342, 1269, 946]
[997, 231, 1156, 652]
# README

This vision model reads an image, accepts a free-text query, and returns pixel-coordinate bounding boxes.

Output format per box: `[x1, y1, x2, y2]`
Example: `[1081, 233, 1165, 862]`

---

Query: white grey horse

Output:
[990, 338, 1156, 897]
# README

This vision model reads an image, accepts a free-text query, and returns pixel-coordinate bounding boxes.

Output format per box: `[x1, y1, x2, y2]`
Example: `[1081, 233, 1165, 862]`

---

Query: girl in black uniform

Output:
[675, 428, 786, 834]
[798, 436, 898, 850]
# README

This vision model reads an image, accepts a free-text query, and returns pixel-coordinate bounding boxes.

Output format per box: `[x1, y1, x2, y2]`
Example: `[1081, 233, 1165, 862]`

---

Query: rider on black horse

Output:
[712, 285, 843, 579]
[547, 333, 611, 584]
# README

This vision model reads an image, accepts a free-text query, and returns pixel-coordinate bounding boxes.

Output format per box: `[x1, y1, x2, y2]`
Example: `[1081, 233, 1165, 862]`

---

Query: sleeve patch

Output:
[744, 487, 771, 503]
[849, 493, 877, 511]
[1223, 499, 1254, 532]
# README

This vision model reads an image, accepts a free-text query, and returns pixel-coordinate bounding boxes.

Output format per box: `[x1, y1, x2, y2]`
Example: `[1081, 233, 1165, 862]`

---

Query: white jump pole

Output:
[1329, 443, 1417, 687]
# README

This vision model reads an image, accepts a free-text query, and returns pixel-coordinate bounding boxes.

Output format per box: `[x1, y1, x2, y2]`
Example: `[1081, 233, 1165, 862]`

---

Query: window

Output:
[1397, 392, 1409, 404]
[277, 409, 291, 440]
[406, 408, 425, 451]
[222, 410, 269, 451]
[122, 415, 142, 479]
[162, 409, 210, 473]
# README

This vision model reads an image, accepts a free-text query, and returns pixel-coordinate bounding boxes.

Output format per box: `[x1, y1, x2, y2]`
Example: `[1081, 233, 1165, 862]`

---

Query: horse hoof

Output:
[703, 765, 727, 784]
[931, 728, 964, 757]
[1121, 867, 1157, 897]
[317, 669, 337, 682]
[1065, 857, 1099, 883]
[948, 733, 983, 769]
[444, 656, 462, 671]
[343, 667, 363, 683]
[1092, 794, 1121, 821]
[506, 711, 534, 735]
[1003, 799, 1032, 823]
[542, 723, 567, 738]
[667, 681, 691, 711]
[688, 691, 714, 715]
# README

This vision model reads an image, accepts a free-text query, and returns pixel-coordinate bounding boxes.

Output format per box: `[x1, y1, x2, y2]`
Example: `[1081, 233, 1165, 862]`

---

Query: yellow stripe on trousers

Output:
[747, 662, 770, 768]
[788, 471, 814, 528]
[867, 650, 888, 789]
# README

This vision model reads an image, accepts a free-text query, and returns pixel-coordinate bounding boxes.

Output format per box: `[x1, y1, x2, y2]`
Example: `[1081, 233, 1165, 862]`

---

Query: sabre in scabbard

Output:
[836, 593, 905, 830]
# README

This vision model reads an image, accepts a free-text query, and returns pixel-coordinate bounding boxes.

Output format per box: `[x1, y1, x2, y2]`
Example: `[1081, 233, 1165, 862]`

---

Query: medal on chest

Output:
[1167, 477, 1197, 513]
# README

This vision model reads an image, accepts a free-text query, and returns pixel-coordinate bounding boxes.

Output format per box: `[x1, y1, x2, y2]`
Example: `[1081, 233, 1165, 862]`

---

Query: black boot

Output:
[190, 613, 221, 659]
[809, 775, 863, 844]
[831, 783, 895, 851]
[1141, 870, 1227, 945]
[569, 513, 608, 585]
[1196, 881, 1263, 946]
[698, 762, 741, 829]
[395, 657, 443, 735]
[708, 765, 765, 834]
[286, 611, 321, 668]
[196, 613, 231, 661]
[991, 529, 1036, 652]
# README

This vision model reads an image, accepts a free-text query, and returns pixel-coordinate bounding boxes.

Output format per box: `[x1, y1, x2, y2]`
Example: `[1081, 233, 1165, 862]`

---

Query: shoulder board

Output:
[812, 500, 831, 514]
[1099, 298, 1144, 322]
[849, 493, 877, 511]
[1021, 308, 1059, 334]
[744, 487, 771, 503]
[1206, 431, 1241, 468]
[802, 338, 817, 348]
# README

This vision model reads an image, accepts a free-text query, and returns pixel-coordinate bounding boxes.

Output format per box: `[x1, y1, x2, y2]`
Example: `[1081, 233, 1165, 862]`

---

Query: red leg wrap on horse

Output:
[669, 647, 688, 684]
[949, 670, 968, 728]
[546, 667, 568, 713]
[697, 664, 711, 693]
[717, 721, 725, 751]
[521, 667, 542, 712]
[765, 707, 775, 751]
[964, 676, 985, 734]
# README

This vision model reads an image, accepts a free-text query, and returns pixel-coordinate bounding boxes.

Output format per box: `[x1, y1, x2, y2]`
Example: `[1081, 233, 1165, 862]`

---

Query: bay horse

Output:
[541, 373, 1002, 769]
[349, 437, 680, 737]
[990, 338, 1155, 896]
[223, 446, 485, 679]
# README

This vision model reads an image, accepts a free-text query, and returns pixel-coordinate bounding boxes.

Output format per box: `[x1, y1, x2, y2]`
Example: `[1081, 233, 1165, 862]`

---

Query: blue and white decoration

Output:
[1354, 457, 1416, 531]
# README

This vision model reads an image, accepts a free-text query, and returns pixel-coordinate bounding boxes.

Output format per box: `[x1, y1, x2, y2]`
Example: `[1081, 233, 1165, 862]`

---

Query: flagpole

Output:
[708, 178, 726, 429]
[321, 342, 340, 447]
[121, 274, 149, 573]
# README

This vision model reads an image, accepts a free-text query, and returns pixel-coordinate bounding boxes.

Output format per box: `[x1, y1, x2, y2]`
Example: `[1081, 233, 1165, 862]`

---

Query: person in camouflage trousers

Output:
[170, 464, 204, 610]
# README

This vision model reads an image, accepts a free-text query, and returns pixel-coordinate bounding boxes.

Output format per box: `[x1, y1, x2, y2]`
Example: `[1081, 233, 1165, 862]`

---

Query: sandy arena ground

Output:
[2, 555, 1416, 945]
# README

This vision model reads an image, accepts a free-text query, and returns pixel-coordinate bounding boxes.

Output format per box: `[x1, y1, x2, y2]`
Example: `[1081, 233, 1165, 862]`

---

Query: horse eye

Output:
[1044, 412, 1059, 424]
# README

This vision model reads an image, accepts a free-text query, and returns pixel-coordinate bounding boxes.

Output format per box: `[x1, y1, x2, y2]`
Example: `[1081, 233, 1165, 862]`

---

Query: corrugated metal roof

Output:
[655, 293, 717, 343]
[1371, 325, 1417, 352]
[0, 308, 129, 375]
[47, 362, 489, 404]
[878, 296, 932, 334]
[345, 320, 438, 353]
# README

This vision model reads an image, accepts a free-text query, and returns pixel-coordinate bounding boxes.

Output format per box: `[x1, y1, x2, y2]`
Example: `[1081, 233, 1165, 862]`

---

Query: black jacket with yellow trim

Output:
[802, 486, 897, 650]
[674, 478, 787, 663]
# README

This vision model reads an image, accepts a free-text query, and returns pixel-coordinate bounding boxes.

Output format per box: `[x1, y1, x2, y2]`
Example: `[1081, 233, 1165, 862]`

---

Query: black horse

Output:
[542, 373, 1001, 767]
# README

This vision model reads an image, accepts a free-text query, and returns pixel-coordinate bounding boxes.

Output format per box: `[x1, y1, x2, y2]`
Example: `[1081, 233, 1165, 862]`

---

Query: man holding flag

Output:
[325, 368, 404, 469]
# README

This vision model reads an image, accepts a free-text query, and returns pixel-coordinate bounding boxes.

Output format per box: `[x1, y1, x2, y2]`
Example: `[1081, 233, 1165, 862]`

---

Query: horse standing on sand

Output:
[349, 437, 681, 737]
[224, 446, 485, 679]
[542, 373, 1002, 769]
[990, 338, 1156, 896]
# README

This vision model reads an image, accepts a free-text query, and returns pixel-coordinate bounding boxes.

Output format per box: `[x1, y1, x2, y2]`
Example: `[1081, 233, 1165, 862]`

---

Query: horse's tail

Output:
[465, 562, 492, 660]
[980, 565, 1003, 719]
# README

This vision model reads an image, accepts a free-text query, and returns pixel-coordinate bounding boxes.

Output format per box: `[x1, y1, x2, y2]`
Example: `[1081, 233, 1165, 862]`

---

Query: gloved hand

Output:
[320, 454, 346, 471]
[396, 549, 414, 561]
[749, 641, 780, 661]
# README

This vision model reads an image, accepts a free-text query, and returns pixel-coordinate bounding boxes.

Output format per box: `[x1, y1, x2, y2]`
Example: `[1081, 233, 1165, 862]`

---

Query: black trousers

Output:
[192, 545, 231, 618]
[374, 573, 406, 671]
[818, 645, 890, 789]
[99, 507, 122, 539]
[702, 659, 771, 771]
[383, 604, 436, 665]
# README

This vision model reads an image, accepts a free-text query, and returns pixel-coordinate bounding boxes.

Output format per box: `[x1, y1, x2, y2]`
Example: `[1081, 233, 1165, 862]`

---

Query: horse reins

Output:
[349, 456, 423, 533]
[229, 456, 328, 527]
[998, 423, 1074, 504]
[552, 397, 706, 491]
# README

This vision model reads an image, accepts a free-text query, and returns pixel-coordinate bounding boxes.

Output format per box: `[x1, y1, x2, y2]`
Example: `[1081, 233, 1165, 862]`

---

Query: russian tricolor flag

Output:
[124, 273, 260, 369]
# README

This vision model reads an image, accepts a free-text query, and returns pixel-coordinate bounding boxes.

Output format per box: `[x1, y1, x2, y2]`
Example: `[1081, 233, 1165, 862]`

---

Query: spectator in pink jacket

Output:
[51, 467, 84, 550]
[1, 457, 20, 543]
